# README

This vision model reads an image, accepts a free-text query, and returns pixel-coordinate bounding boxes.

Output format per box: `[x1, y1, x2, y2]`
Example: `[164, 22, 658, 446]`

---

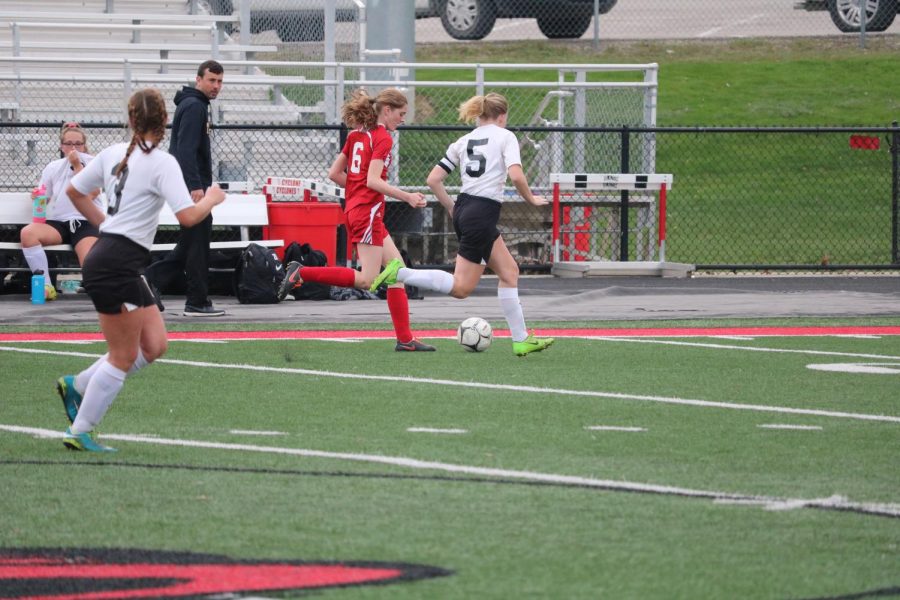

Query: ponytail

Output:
[458, 92, 508, 124]
[115, 88, 168, 177]
[341, 87, 409, 129]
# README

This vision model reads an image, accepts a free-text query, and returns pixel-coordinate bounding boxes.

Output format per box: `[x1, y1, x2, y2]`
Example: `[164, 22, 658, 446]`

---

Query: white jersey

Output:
[39, 153, 103, 221]
[437, 123, 522, 203]
[70, 142, 194, 251]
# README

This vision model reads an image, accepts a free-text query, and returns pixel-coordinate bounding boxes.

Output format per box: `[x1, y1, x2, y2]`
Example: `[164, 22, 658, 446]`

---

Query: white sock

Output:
[398, 267, 454, 295]
[75, 354, 108, 395]
[128, 350, 150, 375]
[71, 360, 126, 434]
[74, 350, 148, 395]
[498, 287, 528, 342]
[22, 245, 49, 277]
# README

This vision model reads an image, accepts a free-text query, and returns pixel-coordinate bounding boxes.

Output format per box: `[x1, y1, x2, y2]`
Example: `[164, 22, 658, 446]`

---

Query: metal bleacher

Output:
[0, 0, 280, 117]
[0, 0, 335, 188]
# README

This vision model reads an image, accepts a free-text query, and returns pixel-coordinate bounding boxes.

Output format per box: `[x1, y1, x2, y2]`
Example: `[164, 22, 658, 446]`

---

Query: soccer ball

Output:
[457, 317, 493, 352]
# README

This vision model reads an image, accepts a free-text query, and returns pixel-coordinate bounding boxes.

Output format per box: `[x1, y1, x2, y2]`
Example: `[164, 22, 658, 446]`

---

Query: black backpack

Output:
[283, 241, 332, 301]
[233, 243, 284, 304]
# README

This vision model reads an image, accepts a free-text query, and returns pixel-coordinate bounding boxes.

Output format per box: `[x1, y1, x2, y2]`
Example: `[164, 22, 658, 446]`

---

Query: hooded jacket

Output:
[169, 86, 212, 192]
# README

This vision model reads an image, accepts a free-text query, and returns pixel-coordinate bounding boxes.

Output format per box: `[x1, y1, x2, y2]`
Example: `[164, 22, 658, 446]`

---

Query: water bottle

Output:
[31, 270, 46, 305]
[32, 184, 47, 224]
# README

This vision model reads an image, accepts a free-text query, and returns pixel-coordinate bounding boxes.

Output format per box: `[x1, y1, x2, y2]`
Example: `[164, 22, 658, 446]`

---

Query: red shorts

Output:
[344, 201, 388, 247]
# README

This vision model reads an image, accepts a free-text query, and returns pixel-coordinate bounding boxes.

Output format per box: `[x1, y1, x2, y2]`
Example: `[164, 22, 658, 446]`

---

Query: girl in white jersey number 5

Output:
[56, 88, 225, 452]
[370, 92, 555, 357]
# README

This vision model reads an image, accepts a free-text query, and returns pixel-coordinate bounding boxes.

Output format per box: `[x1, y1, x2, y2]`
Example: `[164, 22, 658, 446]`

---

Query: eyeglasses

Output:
[61, 141, 85, 147]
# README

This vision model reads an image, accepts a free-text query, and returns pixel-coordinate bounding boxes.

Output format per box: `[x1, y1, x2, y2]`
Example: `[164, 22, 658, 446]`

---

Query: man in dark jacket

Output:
[145, 60, 225, 316]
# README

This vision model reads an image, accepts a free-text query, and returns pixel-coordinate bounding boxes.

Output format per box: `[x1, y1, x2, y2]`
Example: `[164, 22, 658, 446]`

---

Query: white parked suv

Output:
[207, 0, 617, 41]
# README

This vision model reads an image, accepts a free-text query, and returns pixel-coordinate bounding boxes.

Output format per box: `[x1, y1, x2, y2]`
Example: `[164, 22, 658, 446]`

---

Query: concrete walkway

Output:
[1, 275, 897, 326]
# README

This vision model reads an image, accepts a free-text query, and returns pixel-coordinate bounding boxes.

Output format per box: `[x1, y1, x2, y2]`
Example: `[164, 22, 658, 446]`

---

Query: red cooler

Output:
[264, 202, 343, 264]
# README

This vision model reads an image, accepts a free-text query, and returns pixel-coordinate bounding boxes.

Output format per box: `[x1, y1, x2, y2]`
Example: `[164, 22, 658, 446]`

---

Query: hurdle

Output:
[549, 173, 694, 278]
[264, 176, 345, 202]
[261, 177, 346, 264]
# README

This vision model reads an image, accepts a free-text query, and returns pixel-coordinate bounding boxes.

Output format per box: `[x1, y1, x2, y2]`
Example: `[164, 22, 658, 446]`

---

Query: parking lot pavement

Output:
[1, 275, 897, 326]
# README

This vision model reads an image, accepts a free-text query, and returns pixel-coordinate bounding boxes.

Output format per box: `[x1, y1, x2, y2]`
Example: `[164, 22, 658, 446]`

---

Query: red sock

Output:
[387, 287, 413, 343]
[298, 266, 356, 288]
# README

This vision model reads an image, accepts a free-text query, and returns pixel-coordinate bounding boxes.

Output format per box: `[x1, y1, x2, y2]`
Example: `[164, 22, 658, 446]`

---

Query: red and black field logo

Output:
[0, 548, 452, 599]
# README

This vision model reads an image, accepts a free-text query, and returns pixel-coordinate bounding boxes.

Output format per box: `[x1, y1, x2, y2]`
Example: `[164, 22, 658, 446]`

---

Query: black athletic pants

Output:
[144, 214, 212, 307]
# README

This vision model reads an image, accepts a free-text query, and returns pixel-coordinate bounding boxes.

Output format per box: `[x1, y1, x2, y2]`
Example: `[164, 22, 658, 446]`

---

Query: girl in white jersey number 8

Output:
[55, 88, 226, 452]
[370, 93, 555, 357]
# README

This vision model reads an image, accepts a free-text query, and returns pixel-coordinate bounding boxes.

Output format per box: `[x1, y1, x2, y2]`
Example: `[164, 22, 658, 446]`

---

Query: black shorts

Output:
[81, 234, 156, 315]
[47, 219, 100, 247]
[453, 192, 502, 265]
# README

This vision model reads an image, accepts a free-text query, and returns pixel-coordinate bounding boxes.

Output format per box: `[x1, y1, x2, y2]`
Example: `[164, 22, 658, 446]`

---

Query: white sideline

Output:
[588, 337, 900, 361]
[2, 345, 900, 424]
[229, 429, 287, 436]
[2, 423, 899, 519]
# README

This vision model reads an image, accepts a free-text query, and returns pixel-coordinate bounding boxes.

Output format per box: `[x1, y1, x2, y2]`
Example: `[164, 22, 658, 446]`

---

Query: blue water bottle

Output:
[31, 270, 45, 305]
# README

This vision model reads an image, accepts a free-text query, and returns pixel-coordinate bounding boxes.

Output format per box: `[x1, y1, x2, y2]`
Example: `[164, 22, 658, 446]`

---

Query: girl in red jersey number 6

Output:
[278, 88, 435, 352]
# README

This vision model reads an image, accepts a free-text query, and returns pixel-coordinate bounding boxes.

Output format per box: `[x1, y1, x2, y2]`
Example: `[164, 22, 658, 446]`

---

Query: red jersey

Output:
[340, 125, 393, 211]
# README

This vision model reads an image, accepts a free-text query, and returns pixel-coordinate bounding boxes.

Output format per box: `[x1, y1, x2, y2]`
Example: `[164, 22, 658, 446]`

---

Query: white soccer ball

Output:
[457, 317, 493, 352]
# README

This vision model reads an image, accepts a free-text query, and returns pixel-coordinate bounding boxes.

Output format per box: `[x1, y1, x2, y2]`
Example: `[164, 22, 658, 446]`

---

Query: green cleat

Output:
[62, 428, 117, 453]
[512, 333, 555, 357]
[369, 258, 402, 293]
[56, 375, 82, 424]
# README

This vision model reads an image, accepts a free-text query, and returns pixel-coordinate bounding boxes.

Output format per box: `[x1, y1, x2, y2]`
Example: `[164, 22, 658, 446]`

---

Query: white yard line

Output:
[407, 427, 468, 434]
[585, 426, 647, 432]
[588, 337, 900, 361]
[2, 423, 898, 519]
[229, 430, 287, 436]
[832, 335, 882, 339]
[807, 363, 900, 375]
[2, 345, 899, 424]
[758, 424, 823, 431]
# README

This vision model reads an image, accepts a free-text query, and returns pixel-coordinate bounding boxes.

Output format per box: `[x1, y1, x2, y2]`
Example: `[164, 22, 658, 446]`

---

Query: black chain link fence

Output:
[655, 125, 899, 269]
[2, 122, 898, 277]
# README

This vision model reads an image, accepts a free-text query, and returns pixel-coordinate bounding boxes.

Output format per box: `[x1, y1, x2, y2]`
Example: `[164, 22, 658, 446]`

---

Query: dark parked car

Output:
[795, 0, 898, 32]
[435, 0, 619, 40]
[209, 0, 618, 42]
[207, 0, 363, 42]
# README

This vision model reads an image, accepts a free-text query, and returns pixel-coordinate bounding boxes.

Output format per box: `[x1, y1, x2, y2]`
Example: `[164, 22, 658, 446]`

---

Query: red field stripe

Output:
[1, 325, 899, 343]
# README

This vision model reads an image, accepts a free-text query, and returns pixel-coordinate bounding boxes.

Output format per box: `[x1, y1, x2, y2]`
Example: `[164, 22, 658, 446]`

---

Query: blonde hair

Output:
[115, 88, 167, 177]
[59, 122, 89, 153]
[341, 87, 408, 129]
[458, 92, 508, 124]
